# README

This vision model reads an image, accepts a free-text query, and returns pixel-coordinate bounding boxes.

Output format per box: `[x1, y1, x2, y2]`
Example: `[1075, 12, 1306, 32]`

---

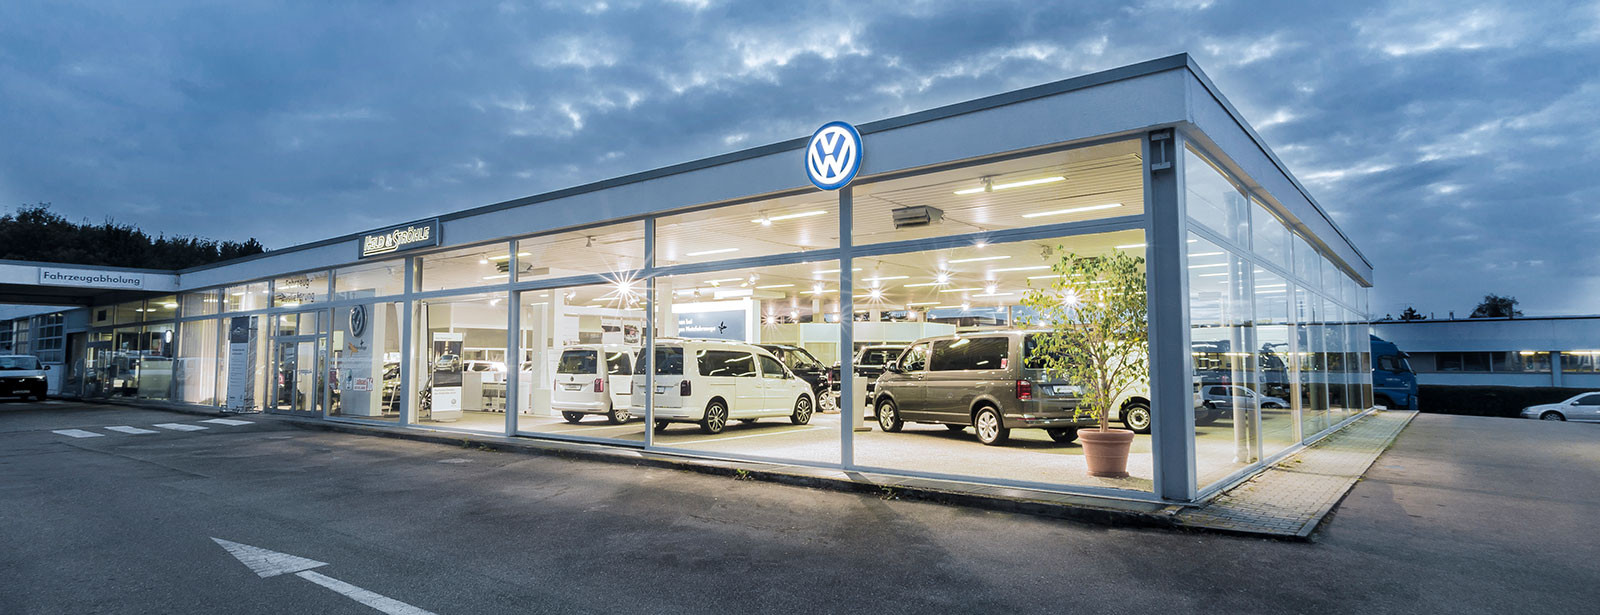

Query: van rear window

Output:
[605, 352, 633, 375]
[931, 337, 1008, 371]
[557, 350, 598, 375]
[653, 347, 684, 375]
[698, 350, 757, 377]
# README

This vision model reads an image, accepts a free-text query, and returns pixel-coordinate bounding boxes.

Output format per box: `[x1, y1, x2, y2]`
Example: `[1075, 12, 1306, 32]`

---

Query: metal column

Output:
[1144, 128, 1198, 502]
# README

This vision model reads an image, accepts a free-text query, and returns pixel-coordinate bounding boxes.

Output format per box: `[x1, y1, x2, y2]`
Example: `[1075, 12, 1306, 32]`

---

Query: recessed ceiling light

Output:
[1188, 263, 1228, 269]
[902, 282, 946, 288]
[1198, 272, 1228, 277]
[1191, 251, 1224, 257]
[1021, 203, 1123, 219]
[863, 275, 909, 282]
[1115, 243, 1147, 250]
[813, 267, 863, 274]
[948, 255, 1010, 264]
[937, 287, 985, 293]
[954, 176, 1065, 195]
[686, 248, 739, 257]
[755, 284, 794, 289]
[751, 210, 827, 224]
[1026, 274, 1067, 280]
[989, 265, 1049, 273]
[907, 301, 941, 306]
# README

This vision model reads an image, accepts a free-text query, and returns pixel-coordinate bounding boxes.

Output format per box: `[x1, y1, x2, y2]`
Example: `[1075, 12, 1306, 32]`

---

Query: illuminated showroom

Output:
[0, 55, 1375, 503]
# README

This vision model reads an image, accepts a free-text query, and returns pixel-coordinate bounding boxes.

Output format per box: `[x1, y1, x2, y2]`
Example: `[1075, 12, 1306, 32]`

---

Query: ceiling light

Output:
[706, 278, 742, 284]
[990, 265, 1049, 273]
[751, 210, 827, 224]
[973, 292, 1014, 298]
[162, 303, 178, 308]
[948, 255, 1010, 264]
[1021, 203, 1123, 219]
[813, 267, 863, 274]
[954, 176, 1065, 195]
[755, 284, 794, 289]
[686, 248, 739, 257]
[1189, 263, 1228, 269]
[1191, 251, 1224, 257]
[867, 288, 884, 300]
[1026, 274, 1067, 280]
[1198, 272, 1228, 277]
[903, 282, 945, 288]
[801, 289, 834, 295]
[1115, 243, 1146, 250]
[863, 275, 909, 282]
[487, 252, 532, 262]
[908, 301, 941, 306]
[937, 287, 985, 293]
[960, 303, 971, 311]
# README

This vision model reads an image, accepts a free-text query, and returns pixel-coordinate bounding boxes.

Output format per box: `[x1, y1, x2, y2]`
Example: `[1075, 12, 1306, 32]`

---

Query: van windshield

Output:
[0, 356, 42, 370]
[556, 350, 598, 375]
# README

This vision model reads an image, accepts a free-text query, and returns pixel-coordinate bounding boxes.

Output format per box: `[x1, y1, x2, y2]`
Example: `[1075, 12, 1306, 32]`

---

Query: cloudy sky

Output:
[2, 0, 1597, 316]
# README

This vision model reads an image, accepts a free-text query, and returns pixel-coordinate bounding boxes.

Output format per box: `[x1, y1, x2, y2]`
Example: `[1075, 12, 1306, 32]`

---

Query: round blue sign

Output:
[805, 121, 863, 191]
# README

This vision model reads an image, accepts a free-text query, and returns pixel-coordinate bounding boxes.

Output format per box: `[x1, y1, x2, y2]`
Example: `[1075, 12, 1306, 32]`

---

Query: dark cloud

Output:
[1, 0, 1596, 315]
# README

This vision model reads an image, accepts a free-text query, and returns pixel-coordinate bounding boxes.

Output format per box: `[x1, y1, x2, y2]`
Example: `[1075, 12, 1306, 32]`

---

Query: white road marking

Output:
[41, 400, 64, 405]
[52, 429, 103, 438]
[153, 423, 208, 432]
[669, 425, 829, 446]
[295, 570, 437, 615]
[105, 426, 159, 435]
[213, 538, 435, 615]
[200, 418, 254, 426]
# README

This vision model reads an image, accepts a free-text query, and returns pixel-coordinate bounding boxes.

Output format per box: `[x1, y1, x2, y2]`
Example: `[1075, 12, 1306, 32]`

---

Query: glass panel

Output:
[417, 244, 515, 292]
[177, 319, 220, 405]
[223, 281, 270, 312]
[1254, 270, 1295, 457]
[415, 292, 508, 433]
[516, 282, 646, 443]
[334, 261, 406, 300]
[273, 271, 329, 308]
[1323, 298, 1346, 416]
[1293, 235, 1319, 289]
[181, 291, 220, 318]
[144, 296, 179, 321]
[330, 302, 403, 422]
[852, 139, 1144, 246]
[656, 194, 837, 267]
[1296, 288, 1328, 437]
[1252, 199, 1291, 270]
[647, 262, 841, 464]
[1190, 234, 1257, 488]
[1185, 148, 1248, 246]
[216, 315, 270, 412]
[516, 221, 645, 282]
[851, 228, 1154, 492]
[1515, 351, 1551, 372]
[114, 301, 144, 325]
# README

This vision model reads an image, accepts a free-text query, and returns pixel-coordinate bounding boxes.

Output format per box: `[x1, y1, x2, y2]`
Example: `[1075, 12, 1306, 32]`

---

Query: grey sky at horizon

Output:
[2, 0, 1596, 317]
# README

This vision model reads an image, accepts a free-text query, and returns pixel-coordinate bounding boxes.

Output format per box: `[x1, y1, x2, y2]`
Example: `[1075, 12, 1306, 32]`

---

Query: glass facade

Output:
[53, 129, 1371, 503]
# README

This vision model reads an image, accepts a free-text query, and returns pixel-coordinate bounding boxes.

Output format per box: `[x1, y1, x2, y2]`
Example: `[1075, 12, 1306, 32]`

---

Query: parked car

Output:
[1520, 392, 1600, 422]
[1200, 385, 1289, 413]
[756, 343, 831, 403]
[0, 355, 48, 400]
[463, 360, 507, 383]
[433, 354, 462, 372]
[632, 338, 816, 434]
[830, 344, 908, 410]
[872, 331, 1099, 446]
[553, 344, 636, 424]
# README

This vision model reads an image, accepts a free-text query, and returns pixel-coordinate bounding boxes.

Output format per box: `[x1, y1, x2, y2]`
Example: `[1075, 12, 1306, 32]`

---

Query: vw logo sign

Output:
[805, 121, 862, 191]
[348, 304, 368, 338]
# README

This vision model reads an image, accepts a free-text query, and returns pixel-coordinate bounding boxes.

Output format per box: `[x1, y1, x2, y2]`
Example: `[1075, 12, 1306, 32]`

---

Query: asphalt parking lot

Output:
[2, 399, 1595, 614]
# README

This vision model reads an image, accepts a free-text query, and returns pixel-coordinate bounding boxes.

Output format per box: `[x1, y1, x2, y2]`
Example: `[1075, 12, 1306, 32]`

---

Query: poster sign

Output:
[359, 219, 440, 258]
[677, 309, 746, 341]
[429, 332, 464, 419]
[224, 316, 258, 412]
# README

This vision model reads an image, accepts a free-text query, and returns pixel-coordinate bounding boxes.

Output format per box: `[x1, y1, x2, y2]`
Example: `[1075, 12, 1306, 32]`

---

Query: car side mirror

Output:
[885, 361, 901, 373]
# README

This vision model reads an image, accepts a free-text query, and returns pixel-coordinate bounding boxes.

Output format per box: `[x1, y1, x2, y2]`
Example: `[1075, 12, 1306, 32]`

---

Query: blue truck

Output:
[1370, 335, 1418, 410]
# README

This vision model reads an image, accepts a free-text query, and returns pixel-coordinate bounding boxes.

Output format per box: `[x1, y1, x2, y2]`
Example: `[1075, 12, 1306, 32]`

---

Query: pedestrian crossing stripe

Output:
[105, 426, 159, 435]
[153, 423, 208, 432]
[51, 429, 103, 438]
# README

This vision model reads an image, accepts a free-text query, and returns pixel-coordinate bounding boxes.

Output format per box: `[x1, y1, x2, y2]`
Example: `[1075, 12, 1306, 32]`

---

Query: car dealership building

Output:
[0, 54, 1374, 503]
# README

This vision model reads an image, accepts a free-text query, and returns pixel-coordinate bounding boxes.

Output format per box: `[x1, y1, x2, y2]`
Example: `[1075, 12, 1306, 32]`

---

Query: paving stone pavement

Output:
[1177, 409, 1418, 539]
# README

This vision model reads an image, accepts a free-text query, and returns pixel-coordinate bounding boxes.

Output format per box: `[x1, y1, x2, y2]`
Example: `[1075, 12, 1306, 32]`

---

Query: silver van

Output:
[871, 331, 1097, 446]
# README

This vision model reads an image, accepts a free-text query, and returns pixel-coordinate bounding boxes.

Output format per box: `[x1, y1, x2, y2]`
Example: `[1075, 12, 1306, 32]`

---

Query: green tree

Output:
[1469, 294, 1521, 318]
[1399, 306, 1426, 321]
[0, 203, 264, 269]
[1020, 249, 1148, 432]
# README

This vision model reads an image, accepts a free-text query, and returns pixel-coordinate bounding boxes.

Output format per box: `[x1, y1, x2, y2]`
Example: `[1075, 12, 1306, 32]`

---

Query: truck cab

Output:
[1370, 335, 1417, 410]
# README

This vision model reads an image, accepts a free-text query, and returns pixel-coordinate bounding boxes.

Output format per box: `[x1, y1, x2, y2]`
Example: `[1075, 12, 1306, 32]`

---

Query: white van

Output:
[552, 344, 636, 424]
[0, 355, 49, 400]
[631, 338, 816, 434]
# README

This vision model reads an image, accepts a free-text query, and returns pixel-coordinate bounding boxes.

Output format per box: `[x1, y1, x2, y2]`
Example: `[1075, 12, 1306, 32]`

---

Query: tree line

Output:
[1385, 294, 1522, 321]
[0, 203, 265, 270]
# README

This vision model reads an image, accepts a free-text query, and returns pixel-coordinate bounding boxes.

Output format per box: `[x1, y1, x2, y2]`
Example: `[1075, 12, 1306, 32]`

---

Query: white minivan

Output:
[631, 339, 816, 434]
[552, 344, 636, 424]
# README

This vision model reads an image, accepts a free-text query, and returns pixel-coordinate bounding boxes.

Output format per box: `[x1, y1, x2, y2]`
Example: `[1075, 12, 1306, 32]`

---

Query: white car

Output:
[552, 344, 636, 424]
[632, 338, 816, 434]
[1521, 392, 1600, 422]
[0, 355, 48, 400]
[463, 360, 506, 384]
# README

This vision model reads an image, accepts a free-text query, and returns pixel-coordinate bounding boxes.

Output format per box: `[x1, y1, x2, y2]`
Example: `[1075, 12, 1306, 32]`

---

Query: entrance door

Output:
[271, 334, 325, 416]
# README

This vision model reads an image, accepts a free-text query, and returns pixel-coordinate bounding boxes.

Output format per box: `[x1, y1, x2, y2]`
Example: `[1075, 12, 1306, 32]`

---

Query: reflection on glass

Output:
[1254, 269, 1295, 457]
[516, 221, 645, 282]
[656, 194, 838, 266]
[515, 282, 646, 443]
[1185, 148, 1248, 245]
[1190, 234, 1257, 489]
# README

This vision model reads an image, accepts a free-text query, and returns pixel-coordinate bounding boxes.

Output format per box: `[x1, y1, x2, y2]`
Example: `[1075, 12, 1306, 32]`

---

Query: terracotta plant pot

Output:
[1079, 428, 1136, 478]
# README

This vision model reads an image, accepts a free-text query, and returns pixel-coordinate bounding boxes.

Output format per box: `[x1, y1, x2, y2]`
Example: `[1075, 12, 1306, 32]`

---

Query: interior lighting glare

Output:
[867, 288, 884, 300]
[686, 248, 739, 257]
[813, 267, 863, 275]
[755, 284, 794, 289]
[487, 252, 532, 262]
[1188, 263, 1228, 269]
[864, 275, 909, 282]
[751, 210, 827, 224]
[953, 176, 1066, 195]
[948, 255, 1011, 264]
[1198, 272, 1228, 277]
[1191, 251, 1224, 257]
[706, 278, 743, 285]
[1026, 274, 1067, 280]
[1115, 243, 1147, 250]
[1020, 203, 1123, 219]
[908, 301, 941, 306]
[482, 274, 510, 280]
[937, 287, 985, 294]
[990, 265, 1049, 273]
[902, 282, 945, 288]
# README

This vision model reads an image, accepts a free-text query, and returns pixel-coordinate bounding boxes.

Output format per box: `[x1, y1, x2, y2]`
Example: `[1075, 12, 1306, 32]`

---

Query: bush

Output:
[1419, 385, 1592, 418]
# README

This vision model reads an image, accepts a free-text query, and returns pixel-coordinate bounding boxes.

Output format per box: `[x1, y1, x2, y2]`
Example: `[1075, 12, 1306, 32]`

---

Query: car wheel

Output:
[876, 399, 903, 432]
[973, 406, 1009, 446]
[653, 420, 670, 433]
[561, 411, 585, 424]
[791, 395, 813, 425]
[606, 404, 631, 425]
[1122, 402, 1152, 434]
[945, 424, 965, 432]
[1046, 428, 1079, 443]
[701, 400, 728, 434]
[1540, 411, 1566, 421]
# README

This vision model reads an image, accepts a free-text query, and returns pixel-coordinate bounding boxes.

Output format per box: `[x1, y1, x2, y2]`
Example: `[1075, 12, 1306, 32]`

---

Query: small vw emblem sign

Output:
[805, 121, 862, 190]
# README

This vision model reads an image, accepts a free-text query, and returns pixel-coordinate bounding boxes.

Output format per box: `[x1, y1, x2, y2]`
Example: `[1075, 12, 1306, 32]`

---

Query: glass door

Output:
[271, 335, 325, 416]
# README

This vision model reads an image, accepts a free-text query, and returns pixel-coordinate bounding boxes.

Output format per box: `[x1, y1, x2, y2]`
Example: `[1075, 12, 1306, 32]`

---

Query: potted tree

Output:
[1021, 248, 1148, 478]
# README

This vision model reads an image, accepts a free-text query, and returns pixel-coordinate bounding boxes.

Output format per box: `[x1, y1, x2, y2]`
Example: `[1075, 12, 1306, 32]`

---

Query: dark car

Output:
[831, 344, 908, 409]
[872, 331, 1096, 446]
[756, 344, 831, 402]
